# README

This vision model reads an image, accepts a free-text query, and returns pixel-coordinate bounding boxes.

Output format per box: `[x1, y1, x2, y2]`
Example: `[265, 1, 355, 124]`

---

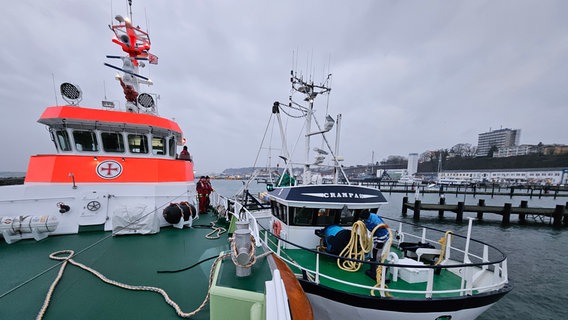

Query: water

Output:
[212, 179, 568, 319]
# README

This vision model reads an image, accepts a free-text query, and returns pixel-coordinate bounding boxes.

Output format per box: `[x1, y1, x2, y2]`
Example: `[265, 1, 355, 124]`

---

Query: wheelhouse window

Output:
[128, 134, 148, 154]
[73, 130, 98, 152]
[55, 130, 72, 151]
[288, 207, 365, 227]
[168, 137, 176, 157]
[101, 132, 125, 153]
[152, 136, 166, 155]
[270, 201, 287, 223]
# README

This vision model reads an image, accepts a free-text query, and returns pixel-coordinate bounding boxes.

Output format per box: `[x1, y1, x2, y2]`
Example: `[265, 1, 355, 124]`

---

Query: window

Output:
[316, 208, 336, 225]
[152, 136, 166, 155]
[128, 134, 148, 153]
[55, 130, 72, 151]
[294, 207, 313, 225]
[168, 137, 176, 157]
[101, 132, 125, 153]
[73, 130, 98, 152]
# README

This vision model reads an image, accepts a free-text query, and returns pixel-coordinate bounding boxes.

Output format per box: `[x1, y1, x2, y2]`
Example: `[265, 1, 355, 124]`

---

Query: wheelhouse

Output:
[39, 106, 183, 159]
[267, 184, 388, 248]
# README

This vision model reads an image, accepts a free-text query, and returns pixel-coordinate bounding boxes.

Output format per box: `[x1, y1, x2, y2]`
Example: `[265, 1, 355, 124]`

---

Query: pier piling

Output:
[519, 200, 528, 224]
[501, 203, 512, 225]
[438, 196, 445, 218]
[402, 196, 408, 216]
[456, 202, 464, 223]
[477, 199, 485, 220]
[413, 199, 421, 220]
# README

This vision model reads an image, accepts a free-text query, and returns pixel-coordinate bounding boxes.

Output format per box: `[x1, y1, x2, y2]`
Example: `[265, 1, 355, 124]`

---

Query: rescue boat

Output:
[0, 3, 312, 319]
[0, 9, 196, 242]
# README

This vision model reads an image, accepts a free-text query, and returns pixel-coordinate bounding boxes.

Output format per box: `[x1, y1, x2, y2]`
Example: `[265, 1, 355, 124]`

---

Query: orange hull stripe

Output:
[25, 155, 194, 183]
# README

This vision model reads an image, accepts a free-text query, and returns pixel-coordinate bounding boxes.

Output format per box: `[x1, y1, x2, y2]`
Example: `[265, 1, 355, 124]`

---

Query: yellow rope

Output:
[337, 221, 374, 272]
[371, 227, 393, 297]
[435, 230, 453, 265]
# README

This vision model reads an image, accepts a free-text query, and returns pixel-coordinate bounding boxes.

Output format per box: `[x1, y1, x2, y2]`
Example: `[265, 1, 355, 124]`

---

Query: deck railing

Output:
[223, 197, 509, 299]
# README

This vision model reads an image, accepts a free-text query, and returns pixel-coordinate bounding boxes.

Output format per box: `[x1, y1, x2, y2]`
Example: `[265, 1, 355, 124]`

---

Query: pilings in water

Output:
[401, 196, 568, 227]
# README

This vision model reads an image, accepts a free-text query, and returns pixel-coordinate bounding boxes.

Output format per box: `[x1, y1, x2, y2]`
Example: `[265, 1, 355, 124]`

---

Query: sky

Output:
[1, 0, 566, 175]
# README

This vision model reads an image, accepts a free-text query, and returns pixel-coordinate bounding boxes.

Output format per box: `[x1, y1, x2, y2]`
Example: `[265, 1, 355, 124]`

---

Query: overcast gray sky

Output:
[1, 0, 566, 175]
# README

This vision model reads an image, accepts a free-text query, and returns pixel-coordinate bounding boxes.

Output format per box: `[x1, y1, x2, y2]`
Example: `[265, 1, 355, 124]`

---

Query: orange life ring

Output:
[272, 220, 282, 237]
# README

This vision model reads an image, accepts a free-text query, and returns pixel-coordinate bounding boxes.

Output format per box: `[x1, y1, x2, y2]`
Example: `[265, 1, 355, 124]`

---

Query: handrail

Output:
[222, 198, 509, 299]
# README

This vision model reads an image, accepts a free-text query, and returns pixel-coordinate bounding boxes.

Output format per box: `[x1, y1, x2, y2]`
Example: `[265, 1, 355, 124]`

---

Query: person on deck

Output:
[179, 146, 191, 161]
[196, 176, 208, 214]
[204, 176, 214, 209]
[359, 209, 389, 247]
[359, 209, 390, 278]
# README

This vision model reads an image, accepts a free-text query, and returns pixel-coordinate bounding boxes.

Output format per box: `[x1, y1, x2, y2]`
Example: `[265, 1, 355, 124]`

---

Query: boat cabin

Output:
[267, 184, 388, 249]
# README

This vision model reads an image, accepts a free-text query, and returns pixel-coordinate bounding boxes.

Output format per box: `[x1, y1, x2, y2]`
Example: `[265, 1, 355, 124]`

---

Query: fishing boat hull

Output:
[302, 280, 511, 320]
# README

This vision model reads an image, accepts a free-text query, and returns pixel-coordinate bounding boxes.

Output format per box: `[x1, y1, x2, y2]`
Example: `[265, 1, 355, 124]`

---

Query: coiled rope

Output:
[337, 221, 390, 272]
[36, 250, 230, 320]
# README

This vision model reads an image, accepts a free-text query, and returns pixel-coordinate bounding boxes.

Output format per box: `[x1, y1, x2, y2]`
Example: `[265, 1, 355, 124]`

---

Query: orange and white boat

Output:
[0, 12, 195, 243]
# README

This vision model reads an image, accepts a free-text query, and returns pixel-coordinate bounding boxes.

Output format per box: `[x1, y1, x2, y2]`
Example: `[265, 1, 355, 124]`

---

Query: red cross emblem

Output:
[96, 160, 123, 179]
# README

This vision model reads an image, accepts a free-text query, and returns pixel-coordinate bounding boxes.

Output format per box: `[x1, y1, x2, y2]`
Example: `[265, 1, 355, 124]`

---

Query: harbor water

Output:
[212, 179, 567, 319]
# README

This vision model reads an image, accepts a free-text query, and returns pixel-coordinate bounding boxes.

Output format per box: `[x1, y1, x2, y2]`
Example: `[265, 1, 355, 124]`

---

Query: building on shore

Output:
[476, 128, 520, 157]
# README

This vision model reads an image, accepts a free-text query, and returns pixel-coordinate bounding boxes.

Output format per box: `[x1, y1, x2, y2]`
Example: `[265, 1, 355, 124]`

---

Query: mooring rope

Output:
[36, 250, 230, 319]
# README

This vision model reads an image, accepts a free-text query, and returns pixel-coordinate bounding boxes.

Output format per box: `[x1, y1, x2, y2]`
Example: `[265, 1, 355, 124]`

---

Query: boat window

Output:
[294, 207, 313, 225]
[339, 205, 356, 225]
[73, 130, 98, 152]
[152, 136, 166, 155]
[315, 208, 336, 225]
[128, 134, 148, 153]
[168, 137, 176, 157]
[101, 132, 125, 153]
[270, 201, 287, 222]
[55, 130, 72, 151]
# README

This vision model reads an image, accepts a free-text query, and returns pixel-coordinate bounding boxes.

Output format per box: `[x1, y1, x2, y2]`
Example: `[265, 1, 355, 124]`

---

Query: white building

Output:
[476, 128, 520, 157]
[439, 168, 567, 185]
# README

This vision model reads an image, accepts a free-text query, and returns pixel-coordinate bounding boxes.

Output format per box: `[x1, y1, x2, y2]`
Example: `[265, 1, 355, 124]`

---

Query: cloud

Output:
[1, 0, 566, 174]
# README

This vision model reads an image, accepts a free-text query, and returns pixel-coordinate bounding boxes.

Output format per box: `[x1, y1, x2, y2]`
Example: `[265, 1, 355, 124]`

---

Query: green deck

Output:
[0, 215, 237, 319]
[265, 232, 466, 299]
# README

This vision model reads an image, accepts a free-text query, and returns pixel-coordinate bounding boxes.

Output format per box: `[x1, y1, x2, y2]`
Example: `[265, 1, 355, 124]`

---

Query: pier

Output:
[401, 196, 568, 227]
[357, 181, 568, 199]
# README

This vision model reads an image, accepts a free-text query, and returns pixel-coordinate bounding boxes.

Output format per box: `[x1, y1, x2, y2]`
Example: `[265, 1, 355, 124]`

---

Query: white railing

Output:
[223, 197, 509, 299]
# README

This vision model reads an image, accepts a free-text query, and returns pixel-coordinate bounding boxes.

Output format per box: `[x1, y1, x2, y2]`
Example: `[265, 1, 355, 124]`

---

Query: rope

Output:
[337, 221, 374, 272]
[435, 231, 453, 265]
[370, 228, 393, 297]
[37, 250, 230, 320]
[205, 222, 227, 239]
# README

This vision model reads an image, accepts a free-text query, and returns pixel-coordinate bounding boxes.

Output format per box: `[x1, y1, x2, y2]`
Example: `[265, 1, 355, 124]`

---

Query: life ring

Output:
[272, 220, 282, 237]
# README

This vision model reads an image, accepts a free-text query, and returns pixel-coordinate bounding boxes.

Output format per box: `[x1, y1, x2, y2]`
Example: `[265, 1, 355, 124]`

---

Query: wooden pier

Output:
[401, 196, 568, 227]
[356, 181, 568, 199]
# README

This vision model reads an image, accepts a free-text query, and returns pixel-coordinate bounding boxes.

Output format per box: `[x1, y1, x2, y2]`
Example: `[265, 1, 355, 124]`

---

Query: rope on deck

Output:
[36, 250, 230, 320]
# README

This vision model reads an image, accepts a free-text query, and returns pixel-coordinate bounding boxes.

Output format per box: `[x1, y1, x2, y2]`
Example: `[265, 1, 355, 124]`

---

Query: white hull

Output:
[307, 292, 493, 320]
[0, 182, 196, 238]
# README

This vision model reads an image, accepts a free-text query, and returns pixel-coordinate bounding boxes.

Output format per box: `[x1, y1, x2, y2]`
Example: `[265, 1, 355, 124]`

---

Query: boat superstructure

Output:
[233, 70, 511, 319]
